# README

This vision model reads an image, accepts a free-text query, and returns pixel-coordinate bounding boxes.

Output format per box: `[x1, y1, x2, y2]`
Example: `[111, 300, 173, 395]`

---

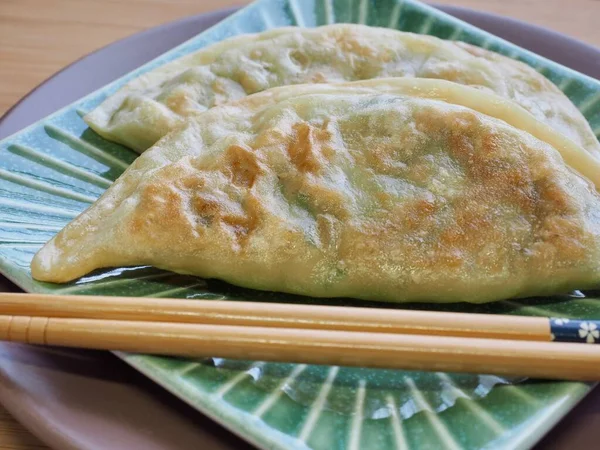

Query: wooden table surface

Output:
[0, 0, 599, 448]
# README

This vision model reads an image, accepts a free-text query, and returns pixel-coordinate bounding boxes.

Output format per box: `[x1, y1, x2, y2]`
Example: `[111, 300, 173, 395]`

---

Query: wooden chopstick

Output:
[0, 314, 598, 380]
[0, 292, 552, 341]
[1, 292, 598, 379]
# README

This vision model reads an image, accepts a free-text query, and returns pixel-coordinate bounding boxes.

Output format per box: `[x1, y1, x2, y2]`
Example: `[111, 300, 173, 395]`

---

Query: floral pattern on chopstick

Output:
[551, 318, 600, 343]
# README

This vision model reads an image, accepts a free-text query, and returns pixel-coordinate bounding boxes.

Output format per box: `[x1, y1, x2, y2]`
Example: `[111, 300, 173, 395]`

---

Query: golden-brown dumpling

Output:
[84, 24, 600, 157]
[33, 79, 600, 303]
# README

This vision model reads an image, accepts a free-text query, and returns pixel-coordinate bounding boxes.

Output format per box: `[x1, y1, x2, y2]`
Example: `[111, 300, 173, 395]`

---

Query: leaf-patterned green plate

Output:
[1, 0, 600, 448]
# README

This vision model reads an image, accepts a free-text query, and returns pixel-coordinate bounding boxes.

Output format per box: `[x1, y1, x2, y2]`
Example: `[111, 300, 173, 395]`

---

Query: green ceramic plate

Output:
[1, 0, 600, 448]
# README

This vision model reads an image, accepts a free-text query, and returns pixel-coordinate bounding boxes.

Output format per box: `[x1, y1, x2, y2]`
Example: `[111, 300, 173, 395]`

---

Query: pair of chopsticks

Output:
[0, 292, 598, 380]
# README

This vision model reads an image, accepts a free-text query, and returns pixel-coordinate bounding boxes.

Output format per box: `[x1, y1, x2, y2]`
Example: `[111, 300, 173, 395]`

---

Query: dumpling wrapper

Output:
[33, 79, 600, 303]
[84, 24, 600, 156]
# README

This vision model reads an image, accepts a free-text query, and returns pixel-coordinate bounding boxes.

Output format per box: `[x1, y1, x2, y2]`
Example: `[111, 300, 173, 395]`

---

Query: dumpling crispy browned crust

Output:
[32, 80, 600, 303]
[84, 24, 600, 156]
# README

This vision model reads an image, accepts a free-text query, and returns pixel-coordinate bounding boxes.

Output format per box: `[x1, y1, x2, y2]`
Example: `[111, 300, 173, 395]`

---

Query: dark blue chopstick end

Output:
[550, 318, 600, 343]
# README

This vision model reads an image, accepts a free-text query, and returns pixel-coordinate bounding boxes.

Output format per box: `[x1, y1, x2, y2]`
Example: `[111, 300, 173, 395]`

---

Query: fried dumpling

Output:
[84, 24, 600, 156]
[32, 79, 600, 303]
